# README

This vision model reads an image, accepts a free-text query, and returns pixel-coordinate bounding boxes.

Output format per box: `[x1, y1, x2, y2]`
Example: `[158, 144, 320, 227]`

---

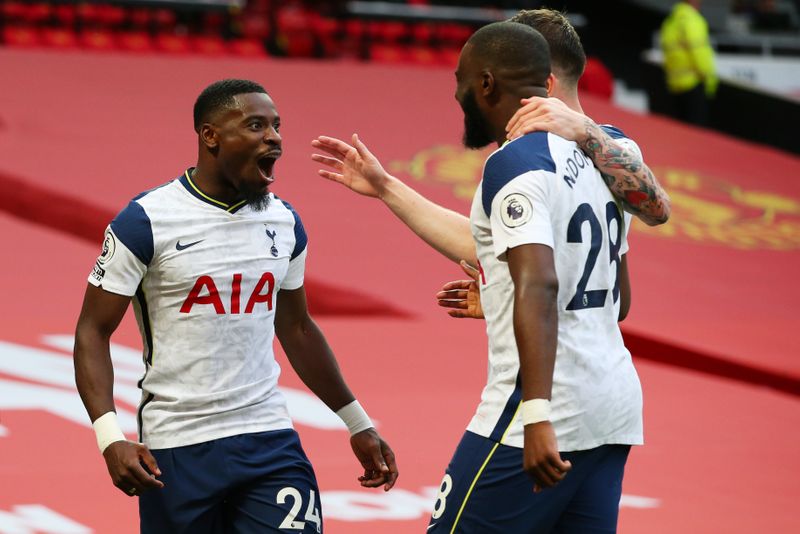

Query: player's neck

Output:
[190, 165, 242, 206]
[492, 87, 547, 146]
[557, 90, 583, 114]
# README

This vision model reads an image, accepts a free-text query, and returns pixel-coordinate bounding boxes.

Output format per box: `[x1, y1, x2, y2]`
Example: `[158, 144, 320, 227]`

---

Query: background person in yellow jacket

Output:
[660, 0, 718, 126]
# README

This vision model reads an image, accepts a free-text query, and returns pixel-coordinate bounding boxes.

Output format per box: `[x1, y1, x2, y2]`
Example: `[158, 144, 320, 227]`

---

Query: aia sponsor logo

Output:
[180, 273, 275, 314]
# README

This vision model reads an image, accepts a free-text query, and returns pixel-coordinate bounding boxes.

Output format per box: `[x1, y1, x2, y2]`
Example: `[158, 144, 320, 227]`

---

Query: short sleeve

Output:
[488, 172, 554, 260]
[278, 198, 308, 290]
[600, 125, 644, 161]
[282, 247, 306, 290]
[88, 226, 147, 295]
[87, 200, 153, 296]
[481, 133, 556, 261]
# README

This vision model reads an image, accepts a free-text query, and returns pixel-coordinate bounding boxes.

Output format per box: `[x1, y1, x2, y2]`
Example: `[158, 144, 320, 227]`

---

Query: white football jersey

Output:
[467, 128, 643, 452]
[88, 169, 307, 449]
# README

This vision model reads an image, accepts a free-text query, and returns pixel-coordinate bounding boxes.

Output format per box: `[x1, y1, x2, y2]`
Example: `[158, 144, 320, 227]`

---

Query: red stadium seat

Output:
[368, 21, 407, 44]
[435, 23, 472, 47]
[41, 28, 79, 49]
[579, 56, 615, 101]
[76, 3, 103, 26]
[242, 15, 270, 39]
[343, 19, 364, 40]
[155, 33, 192, 54]
[80, 30, 116, 51]
[311, 14, 340, 57]
[370, 43, 409, 64]
[53, 4, 77, 26]
[2, 26, 40, 47]
[192, 35, 228, 56]
[276, 5, 315, 57]
[118, 31, 155, 53]
[19, 2, 51, 25]
[96, 5, 126, 28]
[129, 8, 151, 29]
[437, 47, 462, 68]
[152, 8, 177, 32]
[1, 1, 27, 23]
[229, 38, 267, 57]
[410, 23, 434, 47]
[408, 45, 438, 66]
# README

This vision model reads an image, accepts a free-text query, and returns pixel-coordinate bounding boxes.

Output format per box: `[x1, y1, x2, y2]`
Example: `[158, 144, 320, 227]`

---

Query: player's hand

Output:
[436, 260, 484, 319]
[312, 134, 390, 198]
[349, 428, 398, 491]
[102, 440, 164, 497]
[506, 97, 586, 142]
[523, 422, 572, 492]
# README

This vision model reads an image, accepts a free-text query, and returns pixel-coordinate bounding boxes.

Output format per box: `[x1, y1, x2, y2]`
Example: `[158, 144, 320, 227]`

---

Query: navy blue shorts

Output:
[139, 429, 322, 534]
[427, 431, 630, 534]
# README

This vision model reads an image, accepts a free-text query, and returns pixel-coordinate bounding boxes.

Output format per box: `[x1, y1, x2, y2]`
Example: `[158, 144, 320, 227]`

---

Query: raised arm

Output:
[274, 285, 398, 491]
[312, 134, 476, 265]
[74, 284, 164, 496]
[505, 97, 671, 226]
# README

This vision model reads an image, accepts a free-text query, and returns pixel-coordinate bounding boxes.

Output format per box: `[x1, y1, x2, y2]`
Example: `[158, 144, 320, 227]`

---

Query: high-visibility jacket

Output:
[660, 2, 718, 96]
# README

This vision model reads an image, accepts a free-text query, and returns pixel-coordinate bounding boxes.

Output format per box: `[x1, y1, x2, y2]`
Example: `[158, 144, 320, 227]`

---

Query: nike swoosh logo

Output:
[176, 239, 204, 251]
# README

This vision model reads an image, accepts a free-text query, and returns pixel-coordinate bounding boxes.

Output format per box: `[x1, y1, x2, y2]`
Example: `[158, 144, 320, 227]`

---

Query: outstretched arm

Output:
[312, 134, 476, 265]
[505, 97, 671, 226]
[275, 285, 398, 491]
[74, 284, 164, 496]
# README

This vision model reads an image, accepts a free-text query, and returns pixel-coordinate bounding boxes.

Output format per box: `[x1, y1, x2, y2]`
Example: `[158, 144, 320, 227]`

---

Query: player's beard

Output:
[247, 191, 271, 212]
[461, 89, 494, 149]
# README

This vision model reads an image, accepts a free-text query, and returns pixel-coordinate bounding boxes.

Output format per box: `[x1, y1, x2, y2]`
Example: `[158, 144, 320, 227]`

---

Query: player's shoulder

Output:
[485, 131, 556, 178]
[599, 124, 643, 156]
[599, 124, 629, 140]
[108, 175, 180, 265]
[272, 195, 308, 259]
[481, 132, 559, 217]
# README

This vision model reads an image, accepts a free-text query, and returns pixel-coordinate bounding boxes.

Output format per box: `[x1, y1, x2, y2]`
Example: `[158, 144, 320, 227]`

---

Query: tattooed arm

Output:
[579, 120, 670, 226]
[506, 97, 671, 226]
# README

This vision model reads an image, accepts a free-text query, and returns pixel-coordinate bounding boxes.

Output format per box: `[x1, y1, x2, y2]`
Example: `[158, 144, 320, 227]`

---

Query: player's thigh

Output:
[226, 430, 323, 534]
[427, 431, 569, 534]
[139, 442, 227, 534]
[553, 445, 631, 534]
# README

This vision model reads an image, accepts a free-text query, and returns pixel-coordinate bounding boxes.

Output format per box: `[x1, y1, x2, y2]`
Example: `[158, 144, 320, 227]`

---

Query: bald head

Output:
[455, 21, 551, 148]
[461, 21, 551, 89]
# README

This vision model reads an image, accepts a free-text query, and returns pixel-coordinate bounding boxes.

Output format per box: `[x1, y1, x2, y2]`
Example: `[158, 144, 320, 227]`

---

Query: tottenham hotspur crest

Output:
[265, 228, 279, 257]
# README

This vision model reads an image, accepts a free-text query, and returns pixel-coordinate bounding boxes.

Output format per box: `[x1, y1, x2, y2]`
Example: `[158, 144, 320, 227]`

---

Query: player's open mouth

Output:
[257, 153, 280, 184]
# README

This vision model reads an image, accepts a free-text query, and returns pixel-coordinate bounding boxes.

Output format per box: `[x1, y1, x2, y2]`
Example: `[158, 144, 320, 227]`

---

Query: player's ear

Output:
[480, 70, 495, 97]
[199, 123, 219, 149]
[546, 73, 556, 96]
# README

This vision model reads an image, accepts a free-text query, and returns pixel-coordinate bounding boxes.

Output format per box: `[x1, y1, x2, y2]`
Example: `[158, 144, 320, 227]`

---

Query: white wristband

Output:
[521, 399, 551, 426]
[92, 411, 127, 454]
[336, 400, 374, 436]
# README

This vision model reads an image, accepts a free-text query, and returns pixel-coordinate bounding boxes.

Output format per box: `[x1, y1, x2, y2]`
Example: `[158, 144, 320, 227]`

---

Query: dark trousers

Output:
[671, 84, 709, 127]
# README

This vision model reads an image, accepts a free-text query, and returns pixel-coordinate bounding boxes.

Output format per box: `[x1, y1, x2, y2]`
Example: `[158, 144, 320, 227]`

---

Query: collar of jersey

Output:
[180, 169, 248, 214]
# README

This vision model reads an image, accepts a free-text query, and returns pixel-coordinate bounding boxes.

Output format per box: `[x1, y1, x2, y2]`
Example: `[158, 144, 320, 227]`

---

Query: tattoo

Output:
[580, 120, 670, 226]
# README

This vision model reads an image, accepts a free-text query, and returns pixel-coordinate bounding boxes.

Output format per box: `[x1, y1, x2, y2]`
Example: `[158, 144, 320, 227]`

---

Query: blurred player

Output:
[73, 79, 397, 533]
[313, 22, 642, 532]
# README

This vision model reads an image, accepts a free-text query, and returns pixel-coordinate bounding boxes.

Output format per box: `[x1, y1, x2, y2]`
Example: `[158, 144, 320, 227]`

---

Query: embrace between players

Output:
[74, 9, 670, 534]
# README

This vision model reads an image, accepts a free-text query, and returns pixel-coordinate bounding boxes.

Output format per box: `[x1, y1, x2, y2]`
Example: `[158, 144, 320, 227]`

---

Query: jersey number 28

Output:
[565, 201, 622, 311]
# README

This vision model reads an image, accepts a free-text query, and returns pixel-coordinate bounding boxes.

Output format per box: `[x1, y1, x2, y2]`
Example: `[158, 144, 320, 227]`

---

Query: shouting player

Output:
[74, 79, 397, 533]
[313, 22, 643, 533]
